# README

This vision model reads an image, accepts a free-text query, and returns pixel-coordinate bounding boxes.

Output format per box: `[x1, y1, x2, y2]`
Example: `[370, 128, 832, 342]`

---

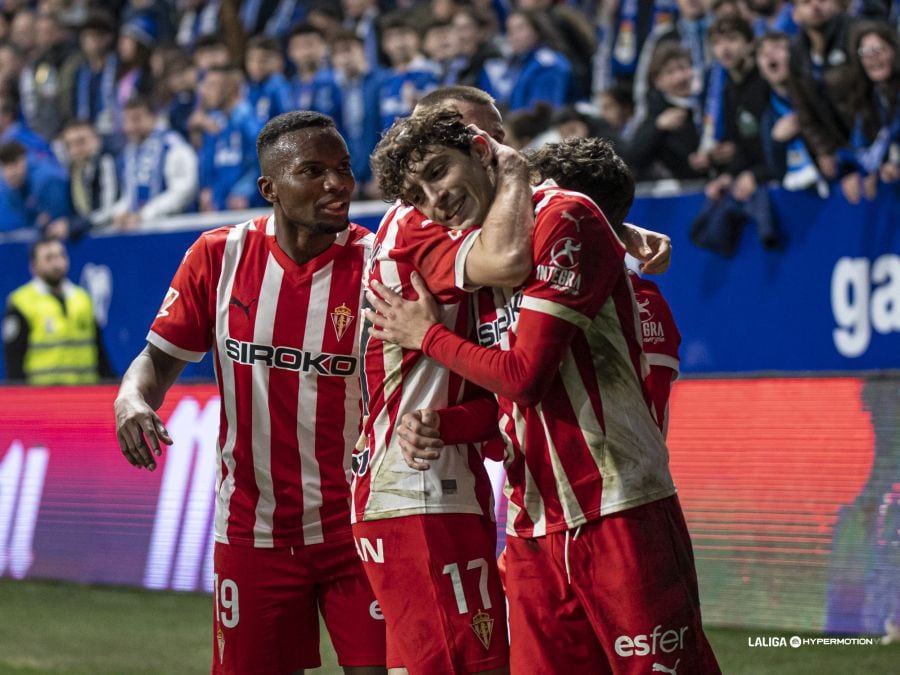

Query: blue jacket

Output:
[199, 102, 264, 210]
[480, 47, 572, 112]
[247, 74, 292, 125]
[2, 122, 55, 163]
[291, 68, 341, 121]
[0, 157, 71, 232]
[335, 68, 385, 184]
[379, 60, 438, 129]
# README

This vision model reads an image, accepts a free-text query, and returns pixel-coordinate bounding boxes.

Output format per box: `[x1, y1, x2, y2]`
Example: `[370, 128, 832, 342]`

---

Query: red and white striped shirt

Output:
[422, 185, 676, 538]
[352, 203, 495, 523]
[149, 215, 372, 548]
[629, 271, 681, 434]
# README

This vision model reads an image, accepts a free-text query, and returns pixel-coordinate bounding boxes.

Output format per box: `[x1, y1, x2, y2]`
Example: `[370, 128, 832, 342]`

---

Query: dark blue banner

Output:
[1, 187, 897, 380]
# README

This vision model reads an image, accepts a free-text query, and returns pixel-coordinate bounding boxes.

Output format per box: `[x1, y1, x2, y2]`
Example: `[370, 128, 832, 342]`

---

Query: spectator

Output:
[193, 35, 232, 74]
[837, 20, 900, 203]
[620, 43, 705, 180]
[480, 9, 573, 113]
[60, 119, 119, 234]
[517, 0, 598, 100]
[114, 15, 157, 145]
[244, 35, 292, 126]
[788, 0, 857, 180]
[3, 236, 113, 384]
[746, 0, 799, 35]
[192, 65, 263, 211]
[450, 6, 500, 88]
[18, 11, 73, 141]
[756, 31, 823, 190]
[342, 0, 381, 68]
[59, 10, 118, 139]
[0, 140, 71, 235]
[287, 24, 341, 120]
[599, 82, 637, 139]
[162, 51, 197, 140]
[331, 29, 384, 198]
[691, 16, 780, 255]
[9, 10, 36, 62]
[378, 12, 438, 128]
[423, 19, 464, 86]
[0, 41, 25, 90]
[0, 98, 54, 161]
[633, 0, 711, 118]
[307, 2, 345, 43]
[112, 97, 198, 230]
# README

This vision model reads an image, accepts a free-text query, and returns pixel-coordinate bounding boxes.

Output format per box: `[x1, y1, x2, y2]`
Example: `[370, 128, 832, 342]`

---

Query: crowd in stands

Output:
[0, 0, 895, 256]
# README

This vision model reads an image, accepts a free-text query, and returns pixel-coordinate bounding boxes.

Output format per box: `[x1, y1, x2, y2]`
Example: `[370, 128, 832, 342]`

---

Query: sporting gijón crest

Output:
[331, 303, 355, 341]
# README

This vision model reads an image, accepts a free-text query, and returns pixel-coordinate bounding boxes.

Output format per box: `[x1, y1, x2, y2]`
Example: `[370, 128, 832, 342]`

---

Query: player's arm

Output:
[461, 129, 534, 288]
[369, 277, 577, 406]
[114, 344, 187, 471]
[396, 391, 501, 471]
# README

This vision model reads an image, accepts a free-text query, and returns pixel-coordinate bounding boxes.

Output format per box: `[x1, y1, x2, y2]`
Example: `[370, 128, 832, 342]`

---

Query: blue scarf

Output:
[771, 91, 821, 191]
[76, 54, 117, 136]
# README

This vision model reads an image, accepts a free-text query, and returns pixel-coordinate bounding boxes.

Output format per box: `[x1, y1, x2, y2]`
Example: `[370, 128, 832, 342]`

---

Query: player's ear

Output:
[257, 175, 277, 204]
[470, 135, 493, 169]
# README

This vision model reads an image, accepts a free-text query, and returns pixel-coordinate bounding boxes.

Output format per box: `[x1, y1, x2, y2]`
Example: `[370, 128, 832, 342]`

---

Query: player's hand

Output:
[365, 272, 440, 351]
[114, 394, 173, 471]
[469, 124, 527, 181]
[397, 409, 443, 471]
[621, 223, 672, 275]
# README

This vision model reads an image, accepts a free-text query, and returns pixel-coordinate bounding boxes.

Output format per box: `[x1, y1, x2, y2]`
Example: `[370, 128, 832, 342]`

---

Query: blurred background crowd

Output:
[0, 0, 895, 254]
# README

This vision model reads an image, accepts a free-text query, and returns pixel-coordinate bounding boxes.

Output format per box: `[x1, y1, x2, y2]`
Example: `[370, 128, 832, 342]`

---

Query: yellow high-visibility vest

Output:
[8, 281, 99, 385]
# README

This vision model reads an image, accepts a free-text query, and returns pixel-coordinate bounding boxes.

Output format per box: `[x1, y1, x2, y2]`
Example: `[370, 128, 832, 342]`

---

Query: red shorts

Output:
[505, 496, 721, 675]
[211, 538, 385, 674]
[352, 513, 509, 674]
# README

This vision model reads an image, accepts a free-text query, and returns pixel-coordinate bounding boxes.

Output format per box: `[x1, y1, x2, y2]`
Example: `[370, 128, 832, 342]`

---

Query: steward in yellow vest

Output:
[3, 238, 111, 384]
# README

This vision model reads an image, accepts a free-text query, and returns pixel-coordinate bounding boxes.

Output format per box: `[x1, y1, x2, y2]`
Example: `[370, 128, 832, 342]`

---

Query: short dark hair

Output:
[194, 35, 228, 52]
[380, 11, 417, 34]
[708, 15, 754, 43]
[123, 95, 154, 113]
[648, 42, 691, 84]
[330, 29, 363, 48]
[29, 236, 63, 261]
[371, 108, 474, 204]
[60, 118, 97, 135]
[526, 137, 635, 232]
[256, 110, 337, 172]
[0, 140, 26, 164]
[757, 31, 790, 49]
[288, 23, 324, 41]
[246, 35, 282, 54]
[416, 86, 496, 112]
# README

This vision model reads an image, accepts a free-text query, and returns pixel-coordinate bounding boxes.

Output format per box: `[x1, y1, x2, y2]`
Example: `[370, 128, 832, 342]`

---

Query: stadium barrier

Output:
[0, 186, 898, 381]
[1, 377, 896, 635]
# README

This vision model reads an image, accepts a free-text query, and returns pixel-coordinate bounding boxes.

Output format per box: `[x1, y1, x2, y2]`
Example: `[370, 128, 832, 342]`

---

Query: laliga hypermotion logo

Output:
[331, 303, 355, 341]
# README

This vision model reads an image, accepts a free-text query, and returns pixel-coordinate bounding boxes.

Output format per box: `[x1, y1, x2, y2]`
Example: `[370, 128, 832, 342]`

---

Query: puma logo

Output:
[229, 296, 257, 318]
[652, 659, 680, 675]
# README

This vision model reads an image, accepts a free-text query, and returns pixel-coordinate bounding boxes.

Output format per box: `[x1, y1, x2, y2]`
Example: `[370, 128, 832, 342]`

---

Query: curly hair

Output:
[371, 108, 474, 203]
[525, 137, 635, 233]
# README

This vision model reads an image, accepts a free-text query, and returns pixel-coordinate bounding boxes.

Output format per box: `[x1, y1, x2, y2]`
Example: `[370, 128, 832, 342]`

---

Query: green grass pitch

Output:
[0, 580, 897, 674]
